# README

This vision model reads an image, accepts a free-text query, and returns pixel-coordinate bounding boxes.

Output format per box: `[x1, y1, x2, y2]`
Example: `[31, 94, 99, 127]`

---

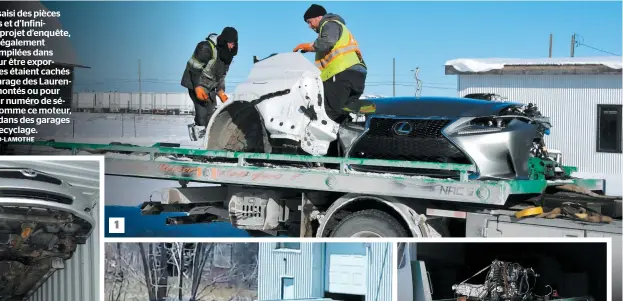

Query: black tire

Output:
[206, 103, 271, 153]
[330, 209, 409, 238]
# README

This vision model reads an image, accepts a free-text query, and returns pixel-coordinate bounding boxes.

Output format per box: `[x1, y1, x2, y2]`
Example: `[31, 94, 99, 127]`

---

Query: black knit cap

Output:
[220, 26, 238, 43]
[304, 4, 326, 21]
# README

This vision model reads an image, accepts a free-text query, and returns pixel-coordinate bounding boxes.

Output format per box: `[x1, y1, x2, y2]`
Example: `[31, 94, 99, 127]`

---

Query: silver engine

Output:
[452, 260, 539, 301]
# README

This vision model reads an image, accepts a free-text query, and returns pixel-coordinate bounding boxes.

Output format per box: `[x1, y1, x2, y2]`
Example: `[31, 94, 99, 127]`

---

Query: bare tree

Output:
[189, 243, 214, 300]
[105, 242, 258, 301]
[105, 243, 127, 301]
[163, 243, 185, 300]
[105, 243, 150, 301]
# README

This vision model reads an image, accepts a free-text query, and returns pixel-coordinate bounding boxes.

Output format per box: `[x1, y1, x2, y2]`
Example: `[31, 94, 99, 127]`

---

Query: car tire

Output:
[329, 209, 409, 238]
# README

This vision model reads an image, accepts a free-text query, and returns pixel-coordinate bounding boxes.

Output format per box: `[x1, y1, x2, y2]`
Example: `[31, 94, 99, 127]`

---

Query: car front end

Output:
[341, 96, 554, 181]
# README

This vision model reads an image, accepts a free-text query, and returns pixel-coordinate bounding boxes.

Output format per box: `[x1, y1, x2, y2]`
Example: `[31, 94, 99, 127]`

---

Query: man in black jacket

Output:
[181, 27, 238, 141]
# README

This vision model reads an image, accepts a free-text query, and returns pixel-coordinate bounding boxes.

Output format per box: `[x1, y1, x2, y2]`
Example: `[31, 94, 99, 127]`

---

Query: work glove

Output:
[194, 86, 209, 101]
[293, 42, 314, 53]
[217, 90, 229, 103]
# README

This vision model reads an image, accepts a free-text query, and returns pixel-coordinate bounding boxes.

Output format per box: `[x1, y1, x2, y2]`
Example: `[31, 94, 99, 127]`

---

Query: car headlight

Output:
[453, 116, 512, 136]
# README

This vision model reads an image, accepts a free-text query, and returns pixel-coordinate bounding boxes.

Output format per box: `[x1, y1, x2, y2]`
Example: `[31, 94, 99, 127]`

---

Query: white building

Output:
[258, 242, 393, 301]
[444, 56, 622, 196]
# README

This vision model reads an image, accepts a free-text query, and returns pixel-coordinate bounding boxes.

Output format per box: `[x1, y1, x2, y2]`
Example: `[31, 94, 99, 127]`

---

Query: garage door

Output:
[324, 243, 367, 295]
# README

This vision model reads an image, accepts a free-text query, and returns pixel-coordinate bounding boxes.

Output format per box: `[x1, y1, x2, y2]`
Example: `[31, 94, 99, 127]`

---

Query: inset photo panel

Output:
[104, 241, 393, 301]
[0, 156, 102, 301]
[397, 239, 612, 301]
[0, 0, 620, 242]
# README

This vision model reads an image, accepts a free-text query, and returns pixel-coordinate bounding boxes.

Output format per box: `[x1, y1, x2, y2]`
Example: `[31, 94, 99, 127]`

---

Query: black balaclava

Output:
[216, 26, 238, 65]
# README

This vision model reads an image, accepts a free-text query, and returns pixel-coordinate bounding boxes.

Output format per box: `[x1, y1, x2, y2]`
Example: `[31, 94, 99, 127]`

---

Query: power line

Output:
[74, 79, 456, 87]
[576, 42, 621, 56]
[574, 34, 621, 56]
[75, 81, 456, 91]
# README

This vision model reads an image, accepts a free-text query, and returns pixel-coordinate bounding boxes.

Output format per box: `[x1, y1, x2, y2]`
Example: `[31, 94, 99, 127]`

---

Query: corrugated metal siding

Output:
[27, 201, 99, 301]
[0, 158, 101, 301]
[312, 243, 324, 297]
[257, 242, 322, 300]
[366, 242, 393, 301]
[457, 74, 622, 175]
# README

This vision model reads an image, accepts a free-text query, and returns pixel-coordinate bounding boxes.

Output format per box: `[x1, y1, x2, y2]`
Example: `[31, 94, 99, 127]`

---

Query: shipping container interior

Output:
[412, 242, 608, 301]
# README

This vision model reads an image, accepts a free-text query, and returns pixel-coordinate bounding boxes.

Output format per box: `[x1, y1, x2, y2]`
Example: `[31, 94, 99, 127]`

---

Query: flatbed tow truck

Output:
[8, 140, 622, 239]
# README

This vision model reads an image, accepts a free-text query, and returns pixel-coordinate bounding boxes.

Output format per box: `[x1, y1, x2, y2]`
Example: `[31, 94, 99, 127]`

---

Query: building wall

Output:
[365, 242, 393, 301]
[458, 74, 622, 195]
[258, 242, 323, 300]
[71, 92, 201, 113]
[257, 242, 392, 301]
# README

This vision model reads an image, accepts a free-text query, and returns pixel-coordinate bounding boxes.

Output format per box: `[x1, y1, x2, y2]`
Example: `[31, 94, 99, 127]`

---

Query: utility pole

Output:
[570, 33, 576, 57]
[392, 58, 396, 97]
[138, 58, 142, 114]
[549, 34, 553, 58]
[411, 67, 422, 98]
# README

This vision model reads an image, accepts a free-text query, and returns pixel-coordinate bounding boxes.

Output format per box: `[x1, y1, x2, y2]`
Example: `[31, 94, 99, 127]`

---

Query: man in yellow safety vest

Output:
[293, 4, 375, 123]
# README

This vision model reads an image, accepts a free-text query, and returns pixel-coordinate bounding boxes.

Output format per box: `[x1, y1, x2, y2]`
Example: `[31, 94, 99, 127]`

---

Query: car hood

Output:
[369, 96, 523, 118]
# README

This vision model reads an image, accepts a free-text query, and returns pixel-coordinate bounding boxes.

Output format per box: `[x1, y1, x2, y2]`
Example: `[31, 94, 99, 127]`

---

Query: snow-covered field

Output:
[35, 112, 204, 148]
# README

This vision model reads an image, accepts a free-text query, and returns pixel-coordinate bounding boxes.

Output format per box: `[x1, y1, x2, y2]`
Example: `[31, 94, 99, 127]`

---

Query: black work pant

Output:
[323, 69, 367, 123]
[188, 88, 217, 127]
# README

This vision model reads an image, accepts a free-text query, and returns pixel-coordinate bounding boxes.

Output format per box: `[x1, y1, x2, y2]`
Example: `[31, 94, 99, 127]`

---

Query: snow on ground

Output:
[445, 56, 623, 73]
[104, 278, 256, 301]
[35, 112, 204, 148]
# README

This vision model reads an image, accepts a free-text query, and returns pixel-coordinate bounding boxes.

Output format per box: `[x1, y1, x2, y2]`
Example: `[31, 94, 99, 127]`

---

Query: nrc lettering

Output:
[440, 186, 475, 196]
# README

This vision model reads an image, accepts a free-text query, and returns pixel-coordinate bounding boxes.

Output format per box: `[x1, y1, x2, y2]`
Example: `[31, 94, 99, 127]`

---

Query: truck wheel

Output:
[330, 209, 409, 238]
[207, 102, 271, 153]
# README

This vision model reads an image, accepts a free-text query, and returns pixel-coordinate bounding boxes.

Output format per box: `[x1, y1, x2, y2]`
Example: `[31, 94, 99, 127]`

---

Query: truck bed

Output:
[7, 140, 613, 208]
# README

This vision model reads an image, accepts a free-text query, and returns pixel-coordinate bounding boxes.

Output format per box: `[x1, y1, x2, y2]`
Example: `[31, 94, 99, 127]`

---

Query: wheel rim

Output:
[350, 230, 383, 238]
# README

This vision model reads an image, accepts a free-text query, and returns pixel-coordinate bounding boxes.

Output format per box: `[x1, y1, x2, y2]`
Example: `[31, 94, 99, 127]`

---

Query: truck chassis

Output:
[10, 140, 622, 238]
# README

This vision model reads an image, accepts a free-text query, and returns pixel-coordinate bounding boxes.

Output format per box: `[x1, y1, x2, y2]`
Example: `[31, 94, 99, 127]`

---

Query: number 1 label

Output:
[109, 217, 125, 234]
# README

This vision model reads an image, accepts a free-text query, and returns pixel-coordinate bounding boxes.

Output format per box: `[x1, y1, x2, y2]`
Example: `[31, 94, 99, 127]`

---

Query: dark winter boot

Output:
[187, 124, 206, 141]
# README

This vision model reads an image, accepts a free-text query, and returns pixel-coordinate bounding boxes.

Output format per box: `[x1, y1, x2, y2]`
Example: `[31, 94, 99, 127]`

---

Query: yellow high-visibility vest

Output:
[187, 39, 217, 71]
[315, 20, 365, 82]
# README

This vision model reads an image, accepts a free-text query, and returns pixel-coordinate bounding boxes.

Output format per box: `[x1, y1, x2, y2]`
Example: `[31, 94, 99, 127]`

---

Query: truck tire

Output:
[330, 209, 409, 238]
[207, 103, 271, 153]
